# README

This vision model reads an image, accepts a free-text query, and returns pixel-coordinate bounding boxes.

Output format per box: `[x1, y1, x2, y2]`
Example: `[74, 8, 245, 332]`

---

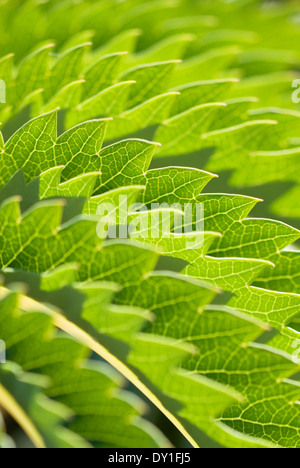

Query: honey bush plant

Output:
[1, 0, 300, 449]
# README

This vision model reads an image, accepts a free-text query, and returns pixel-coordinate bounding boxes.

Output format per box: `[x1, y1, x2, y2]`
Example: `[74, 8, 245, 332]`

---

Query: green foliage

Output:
[0, 0, 300, 449]
[0, 289, 170, 448]
[1, 0, 299, 221]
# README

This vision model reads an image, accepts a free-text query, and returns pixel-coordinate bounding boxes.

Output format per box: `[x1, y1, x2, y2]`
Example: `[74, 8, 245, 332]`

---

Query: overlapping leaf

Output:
[1, 0, 300, 450]
[0, 288, 169, 448]
[0, 112, 300, 447]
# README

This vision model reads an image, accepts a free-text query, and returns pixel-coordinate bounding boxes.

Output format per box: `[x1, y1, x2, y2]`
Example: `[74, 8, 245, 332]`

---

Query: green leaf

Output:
[0, 289, 168, 448]
[2, 0, 300, 450]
